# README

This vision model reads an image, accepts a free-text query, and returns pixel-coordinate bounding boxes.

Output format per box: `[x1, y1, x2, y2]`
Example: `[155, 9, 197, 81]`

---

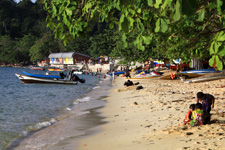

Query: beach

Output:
[76, 70, 225, 150]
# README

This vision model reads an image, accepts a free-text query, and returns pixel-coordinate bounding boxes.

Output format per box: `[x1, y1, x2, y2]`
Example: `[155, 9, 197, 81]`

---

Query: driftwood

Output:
[171, 100, 184, 102]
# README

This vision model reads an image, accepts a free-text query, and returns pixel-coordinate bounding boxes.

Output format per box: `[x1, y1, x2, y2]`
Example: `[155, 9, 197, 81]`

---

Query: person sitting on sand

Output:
[190, 103, 204, 126]
[180, 104, 195, 126]
[196, 92, 215, 124]
[124, 80, 133, 87]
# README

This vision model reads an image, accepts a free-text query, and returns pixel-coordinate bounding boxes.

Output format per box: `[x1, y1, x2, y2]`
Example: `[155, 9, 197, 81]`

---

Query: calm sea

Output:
[0, 67, 112, 149]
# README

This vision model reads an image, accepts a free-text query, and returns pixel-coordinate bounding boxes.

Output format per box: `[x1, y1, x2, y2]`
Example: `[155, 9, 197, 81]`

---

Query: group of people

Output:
[181, 92, 215, 126]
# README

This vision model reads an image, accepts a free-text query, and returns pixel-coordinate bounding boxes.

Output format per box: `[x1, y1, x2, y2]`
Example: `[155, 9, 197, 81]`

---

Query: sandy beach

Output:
[76, 70, 225, 150]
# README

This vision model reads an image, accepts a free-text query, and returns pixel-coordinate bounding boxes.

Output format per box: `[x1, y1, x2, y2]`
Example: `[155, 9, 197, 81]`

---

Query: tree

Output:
[0, 35, 17, 64]
[29, 33, 66, 62]
[44, 0, 225, 70]
[88, 29, 117, 58]
[15, 34, 38, 65]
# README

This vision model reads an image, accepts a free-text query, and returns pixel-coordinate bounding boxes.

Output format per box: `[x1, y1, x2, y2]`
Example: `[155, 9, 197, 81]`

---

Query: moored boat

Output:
[29, 66, 45, 70]
[48, 68, 65, 71]
[23, 71, 62, 79]
[15, 74, 77, 85]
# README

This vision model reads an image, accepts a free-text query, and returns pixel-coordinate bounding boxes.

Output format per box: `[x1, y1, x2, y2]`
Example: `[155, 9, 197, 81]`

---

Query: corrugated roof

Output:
[49, 52, 91, 58]
[49, 53, 64, 58]
[61, 52, 75, 58]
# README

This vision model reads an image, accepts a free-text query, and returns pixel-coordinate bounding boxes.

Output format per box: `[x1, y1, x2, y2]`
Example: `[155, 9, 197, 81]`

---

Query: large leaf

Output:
[162, 0, 172, 9]
[121, 17, 130, 33]
[214, 42, 222, 53]
[215, 55, 223, 70]
[182, 0, 198, 16]
[218, 46, 225, 57]
[147, 0, 154, 6]
[174, 0, 181, 21]
[142, 36, 152, 44]
[209, 41, 215, 55]
[154, 0, 162, 8]
[209, 56, 215, 67]
[217, 0, 223, 15]
[161, 18, 169, 33]
[197, 8, 205, 22]
[155, 19, 160, 32]
[217, 31, 225, 41]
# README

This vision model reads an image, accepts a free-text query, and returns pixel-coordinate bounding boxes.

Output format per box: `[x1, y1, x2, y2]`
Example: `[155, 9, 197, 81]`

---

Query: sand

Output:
[76, 70, 225, 150]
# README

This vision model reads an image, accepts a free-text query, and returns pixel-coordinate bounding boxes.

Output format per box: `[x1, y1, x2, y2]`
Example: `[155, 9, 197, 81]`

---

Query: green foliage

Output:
[43, 0, 225, 70]
[209, 31, 225, 70]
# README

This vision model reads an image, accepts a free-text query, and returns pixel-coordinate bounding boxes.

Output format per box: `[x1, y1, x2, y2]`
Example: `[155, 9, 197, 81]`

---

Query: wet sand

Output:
[76, 70, 225, 150]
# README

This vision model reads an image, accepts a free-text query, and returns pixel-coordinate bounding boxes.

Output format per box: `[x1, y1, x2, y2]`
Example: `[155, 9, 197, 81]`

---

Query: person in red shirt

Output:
[180, 104, 195, 126]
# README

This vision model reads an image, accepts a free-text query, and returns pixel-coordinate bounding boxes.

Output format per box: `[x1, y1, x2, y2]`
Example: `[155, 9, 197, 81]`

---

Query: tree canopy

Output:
[44, 0, 225, 70]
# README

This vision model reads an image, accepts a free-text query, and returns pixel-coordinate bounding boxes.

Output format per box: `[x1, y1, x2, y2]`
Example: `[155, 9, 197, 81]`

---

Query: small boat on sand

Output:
[15, 74, 78, 85]
[159, 73, 202, 80]
[108, 71, 125, 76]
[184, 74, 225, 83]
[181, 68, 221, 74]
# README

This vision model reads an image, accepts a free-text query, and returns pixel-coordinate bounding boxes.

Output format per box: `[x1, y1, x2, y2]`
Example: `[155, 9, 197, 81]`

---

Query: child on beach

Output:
[190, 103, 204, 126]
[180, 104, 195, 126]
[196, 92, 215, 124]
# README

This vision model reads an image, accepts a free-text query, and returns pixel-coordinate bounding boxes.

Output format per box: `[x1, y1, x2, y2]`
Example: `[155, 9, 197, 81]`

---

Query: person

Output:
[112, 69, 115, 85]
[196, 92, 215, 124]
[59, 72, 65, 79]
[190, 103, 204, 126]
[124, 80, 133, 87]
[125, 66, 131, 79]
[196, 92, 215, 113]
[180, 104, 195, 126]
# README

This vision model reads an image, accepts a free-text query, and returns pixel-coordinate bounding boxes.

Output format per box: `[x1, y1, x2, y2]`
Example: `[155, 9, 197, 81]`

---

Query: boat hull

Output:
[181, 68, 220, 74]
[23, 71, 61, 79]
[15, 74, 77, 85]
[184, 75, 225, 83]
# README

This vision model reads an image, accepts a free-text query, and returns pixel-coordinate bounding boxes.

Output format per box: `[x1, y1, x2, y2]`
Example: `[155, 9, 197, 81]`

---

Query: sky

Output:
[14, 0, 37, 3]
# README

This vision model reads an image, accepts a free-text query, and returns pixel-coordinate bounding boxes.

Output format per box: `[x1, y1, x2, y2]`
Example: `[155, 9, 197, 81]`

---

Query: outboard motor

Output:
[73, 74, 85, 83]
[79, 78, 85, 83]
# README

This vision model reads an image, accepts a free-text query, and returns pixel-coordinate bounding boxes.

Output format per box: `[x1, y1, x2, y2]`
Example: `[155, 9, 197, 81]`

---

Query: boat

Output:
[159, 73, 202, 80]
[181, 68, 221, 74]
[108, 71, 125, 76]
[129, 71, 162, 80]
[127, 76, 159, 80]
[184, 74, 225, 83]
[135, 70, 162, 77]
[136, 70, 150, 74]
[23, 71, 61, 79]
[15, 74, 77, 85]
[29, 66, 46, 70]
[48, 68, 65, 71]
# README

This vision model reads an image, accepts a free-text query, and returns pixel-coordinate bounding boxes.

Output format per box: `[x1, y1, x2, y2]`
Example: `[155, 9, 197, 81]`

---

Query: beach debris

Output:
[136, 85, 143, 90]
[130, 102, 138, 106]
[186, 132, 193, 135]
[171, 100, 184, 102]
[145, 125, 152, 128]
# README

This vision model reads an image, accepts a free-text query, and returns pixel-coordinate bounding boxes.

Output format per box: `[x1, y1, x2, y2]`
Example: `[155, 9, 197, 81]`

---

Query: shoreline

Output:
[9, 74, 112, 150]
[76, 70, 225, 150]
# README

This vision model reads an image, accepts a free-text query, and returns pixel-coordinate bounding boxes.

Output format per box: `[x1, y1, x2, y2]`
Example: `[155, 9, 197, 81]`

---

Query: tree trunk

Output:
[191, 58, 204, 70]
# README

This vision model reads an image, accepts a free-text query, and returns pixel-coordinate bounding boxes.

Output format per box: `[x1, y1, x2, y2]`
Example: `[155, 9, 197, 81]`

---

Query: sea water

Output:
[0, 67, 112, 149]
